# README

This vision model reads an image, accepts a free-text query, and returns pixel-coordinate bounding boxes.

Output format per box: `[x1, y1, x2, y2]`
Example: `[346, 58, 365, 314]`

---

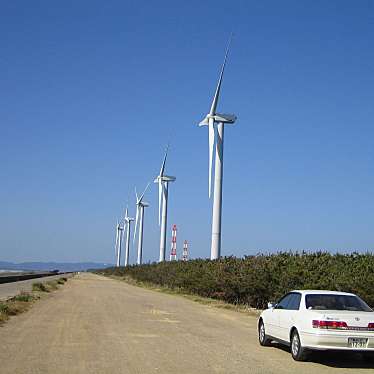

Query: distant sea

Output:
[0, 262, 113, 272]
[0, 269, 22, 273]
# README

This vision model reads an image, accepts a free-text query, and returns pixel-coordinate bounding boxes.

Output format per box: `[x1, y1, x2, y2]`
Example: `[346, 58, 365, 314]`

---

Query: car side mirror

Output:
[267, 302, 276, 309]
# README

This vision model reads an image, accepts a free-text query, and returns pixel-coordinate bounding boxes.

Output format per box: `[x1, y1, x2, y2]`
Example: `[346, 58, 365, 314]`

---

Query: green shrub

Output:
[46, 281, 58, 290]
[0, 299, 29, 317]
[95, 252, 374, 309]
[32, 282, 49, 292]
[12, 292, 35, 302]
[0, 303, 9, 314]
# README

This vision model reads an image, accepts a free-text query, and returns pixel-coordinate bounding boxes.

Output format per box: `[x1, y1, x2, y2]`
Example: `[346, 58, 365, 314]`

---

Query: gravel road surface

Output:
[0, 272, 373, 373]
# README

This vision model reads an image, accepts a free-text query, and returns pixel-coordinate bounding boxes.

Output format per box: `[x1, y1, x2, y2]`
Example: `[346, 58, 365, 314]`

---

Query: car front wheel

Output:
[258, 320, 271, 346]
[290, 329, 307, 361]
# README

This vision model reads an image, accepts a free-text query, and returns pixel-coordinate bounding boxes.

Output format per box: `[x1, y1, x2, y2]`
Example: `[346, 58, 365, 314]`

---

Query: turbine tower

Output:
[114, 220, 120, 267]
[123, 206, 134, 266]
[199, 36, 237, 260]
[116, 221, 124, 267]
[133, 183, 150, 265]
[154, 146, 176, 262]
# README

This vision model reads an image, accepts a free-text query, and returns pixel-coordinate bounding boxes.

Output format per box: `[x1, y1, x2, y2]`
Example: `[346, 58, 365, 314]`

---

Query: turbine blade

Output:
[139, 182, 151, 202]
[159, 144, 169, 177]
[135, 187, 139, 203]
[158, 180, 162, 226]
[209, 33, 233, 116]
[125, 206, 129, 220]
[208, 117, 215, 198]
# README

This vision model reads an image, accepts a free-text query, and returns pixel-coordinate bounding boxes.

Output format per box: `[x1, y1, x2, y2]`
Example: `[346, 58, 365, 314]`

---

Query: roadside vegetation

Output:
[95, 252, 374, 309]
[0, 277, 69, 325]
[0, 292, 39, 325]
[32, 282, 49, 292]
[32, 277, 68, 293]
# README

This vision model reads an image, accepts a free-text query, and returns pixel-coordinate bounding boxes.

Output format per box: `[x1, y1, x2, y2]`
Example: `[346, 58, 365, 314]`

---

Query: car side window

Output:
[275, 294, 293, 309]
[287, 293, 301, 310]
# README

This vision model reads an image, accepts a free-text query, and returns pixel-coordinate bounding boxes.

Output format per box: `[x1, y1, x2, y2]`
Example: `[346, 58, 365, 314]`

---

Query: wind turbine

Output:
[115, 220, 124, 267]
[123, 206, 134, 266]
[133, 183, 150, 265]
[154, 146, 176, 262]
[199, 35, 237, 260]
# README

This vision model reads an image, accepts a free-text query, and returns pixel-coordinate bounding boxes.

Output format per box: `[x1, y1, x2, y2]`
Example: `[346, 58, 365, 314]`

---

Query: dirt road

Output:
[0, 273, 373, 373]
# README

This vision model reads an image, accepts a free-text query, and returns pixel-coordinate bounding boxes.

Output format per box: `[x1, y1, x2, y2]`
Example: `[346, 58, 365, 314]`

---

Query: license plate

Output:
[348, 338, 368, 348]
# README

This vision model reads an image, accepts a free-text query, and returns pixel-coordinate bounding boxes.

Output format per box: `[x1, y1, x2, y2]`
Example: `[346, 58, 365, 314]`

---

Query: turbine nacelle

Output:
[116, 222, 125, 231]
[199, 113, 237, 126]
[124, 206, 134, 223]
[154, 175, 176, 183]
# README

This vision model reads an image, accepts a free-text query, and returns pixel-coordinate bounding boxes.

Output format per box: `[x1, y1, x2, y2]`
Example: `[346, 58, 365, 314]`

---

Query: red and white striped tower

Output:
[182, 240, 188, 261]
[170, 224, 177, 261]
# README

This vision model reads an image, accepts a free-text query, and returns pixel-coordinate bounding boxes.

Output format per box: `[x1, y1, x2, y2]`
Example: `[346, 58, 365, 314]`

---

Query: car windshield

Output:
[305, 294, 372, 312]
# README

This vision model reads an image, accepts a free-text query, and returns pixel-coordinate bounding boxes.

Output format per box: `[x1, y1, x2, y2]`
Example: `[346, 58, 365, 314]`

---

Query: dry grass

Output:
[33, 279, 64, 292]
[57, 277, 67, 285]
[12, 291, 38, 303]
[109, 275, 261, 317]
[46, 280, 59, 290]
[4, 300, 30, 315]
[33, 277, 70, 293]
[32, 282, 49, 292]
[0, 292, 37, 325]
[0, 309, 9, 324]
[0, 276, 70, 326]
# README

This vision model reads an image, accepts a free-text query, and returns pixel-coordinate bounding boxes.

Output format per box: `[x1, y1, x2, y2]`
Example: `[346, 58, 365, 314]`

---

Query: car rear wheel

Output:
[258, 320, 271, 346]
[290, 330, 307, 361]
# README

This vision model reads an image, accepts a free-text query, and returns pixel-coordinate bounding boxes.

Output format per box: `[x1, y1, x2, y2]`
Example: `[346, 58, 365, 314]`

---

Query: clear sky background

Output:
[1, 1, 373, 263]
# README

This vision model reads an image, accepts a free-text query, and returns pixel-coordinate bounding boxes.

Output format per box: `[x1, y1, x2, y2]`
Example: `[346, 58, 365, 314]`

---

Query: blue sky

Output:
[1, 0, 373, 263]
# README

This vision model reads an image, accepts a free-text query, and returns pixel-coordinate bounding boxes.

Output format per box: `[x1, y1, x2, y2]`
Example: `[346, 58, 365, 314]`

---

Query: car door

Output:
[270, 293, 294, 340]
[277, 293, 302, 343]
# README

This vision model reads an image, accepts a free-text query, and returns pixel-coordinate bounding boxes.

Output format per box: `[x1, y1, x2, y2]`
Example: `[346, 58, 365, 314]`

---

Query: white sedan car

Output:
[258, 290, 374, 361]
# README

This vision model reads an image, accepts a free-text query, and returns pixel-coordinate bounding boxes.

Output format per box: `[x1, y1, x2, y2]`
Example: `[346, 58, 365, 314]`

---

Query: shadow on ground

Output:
[271, 342, 374, 369]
